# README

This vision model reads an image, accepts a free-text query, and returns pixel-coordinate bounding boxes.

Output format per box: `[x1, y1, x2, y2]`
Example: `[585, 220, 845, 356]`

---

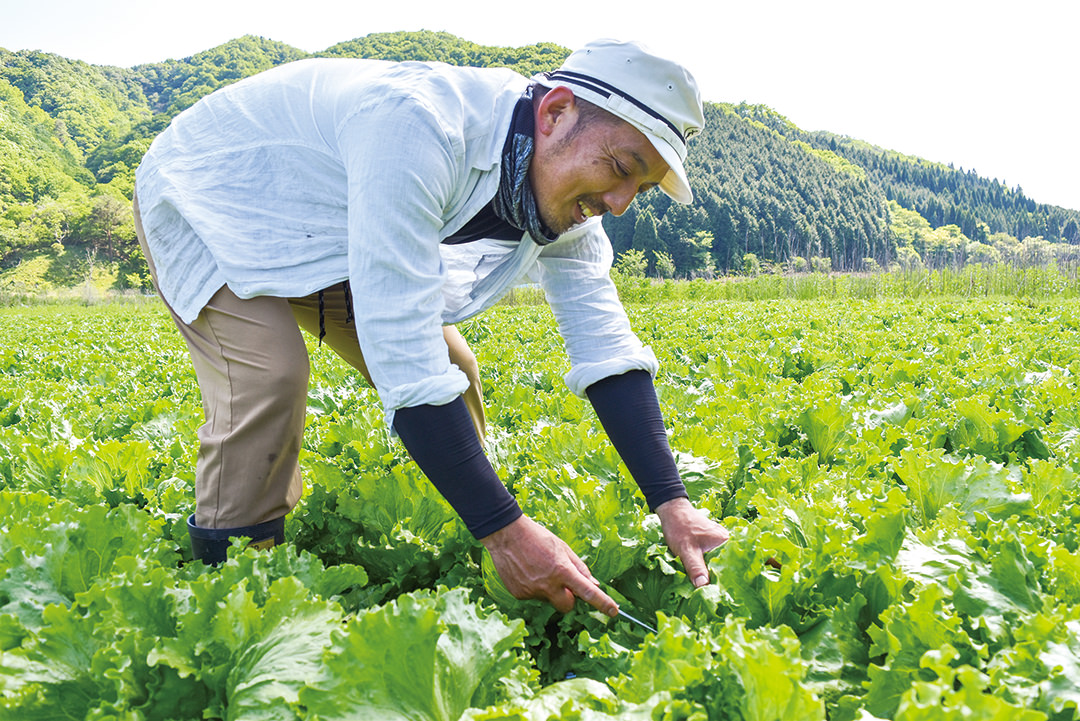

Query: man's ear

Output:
[535, 86, 578, 138]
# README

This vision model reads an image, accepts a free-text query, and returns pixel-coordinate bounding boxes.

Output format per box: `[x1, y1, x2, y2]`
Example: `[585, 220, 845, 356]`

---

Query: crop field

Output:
[1, 294, 1079, 720]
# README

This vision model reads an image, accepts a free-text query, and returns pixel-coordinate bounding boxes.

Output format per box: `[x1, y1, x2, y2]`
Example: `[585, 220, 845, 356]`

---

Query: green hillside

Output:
[0, 76, 92, 201]
[735, 106, 1080, 246]
[612, 102, 893, 275]
[1, 30, 1077, 293]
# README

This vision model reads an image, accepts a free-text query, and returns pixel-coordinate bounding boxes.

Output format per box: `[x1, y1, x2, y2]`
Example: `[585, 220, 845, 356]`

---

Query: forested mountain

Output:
[1, 30, 1077, 291]
[610, 103, 894, 274]
[738, 105, 1080, 247]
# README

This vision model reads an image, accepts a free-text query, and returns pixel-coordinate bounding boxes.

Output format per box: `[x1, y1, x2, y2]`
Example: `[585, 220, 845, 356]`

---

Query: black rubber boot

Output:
[187, 514, 285, 564]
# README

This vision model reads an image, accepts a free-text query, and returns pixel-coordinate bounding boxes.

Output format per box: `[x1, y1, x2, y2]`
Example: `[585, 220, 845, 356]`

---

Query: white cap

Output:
[537, 39, 705, 204]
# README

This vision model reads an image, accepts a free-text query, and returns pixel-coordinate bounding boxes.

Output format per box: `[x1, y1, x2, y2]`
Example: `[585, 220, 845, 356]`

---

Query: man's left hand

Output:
[655, 497, 729, 588]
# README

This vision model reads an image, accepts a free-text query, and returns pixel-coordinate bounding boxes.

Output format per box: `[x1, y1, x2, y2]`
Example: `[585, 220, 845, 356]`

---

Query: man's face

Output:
[529, 89, 670, 236]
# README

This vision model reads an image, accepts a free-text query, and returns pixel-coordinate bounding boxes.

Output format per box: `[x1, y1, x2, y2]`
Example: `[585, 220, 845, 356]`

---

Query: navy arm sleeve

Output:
[585, 369, 689, 510]
[393, 396, 522, 539]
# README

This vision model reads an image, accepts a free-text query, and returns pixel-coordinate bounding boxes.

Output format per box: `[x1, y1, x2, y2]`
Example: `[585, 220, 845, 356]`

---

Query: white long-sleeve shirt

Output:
[135, 58, 657, 426]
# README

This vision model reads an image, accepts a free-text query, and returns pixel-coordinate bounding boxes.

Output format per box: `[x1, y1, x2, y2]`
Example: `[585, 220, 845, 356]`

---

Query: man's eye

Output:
[613, 161, 629, 177]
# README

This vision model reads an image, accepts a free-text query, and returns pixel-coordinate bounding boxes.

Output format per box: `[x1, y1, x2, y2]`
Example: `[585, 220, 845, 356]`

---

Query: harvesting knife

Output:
[616, 607, 658, 635]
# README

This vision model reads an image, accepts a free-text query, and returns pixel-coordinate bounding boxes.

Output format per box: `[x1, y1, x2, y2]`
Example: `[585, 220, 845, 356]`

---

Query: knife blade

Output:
[616, 608, 658, 635]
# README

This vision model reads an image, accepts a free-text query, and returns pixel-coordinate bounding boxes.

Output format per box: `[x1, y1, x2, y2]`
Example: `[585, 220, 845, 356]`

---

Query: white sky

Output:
[2, 0, 1078, 212]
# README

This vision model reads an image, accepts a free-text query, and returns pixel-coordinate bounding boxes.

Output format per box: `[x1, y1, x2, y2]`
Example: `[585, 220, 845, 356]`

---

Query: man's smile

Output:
[577, 199, 607, 222]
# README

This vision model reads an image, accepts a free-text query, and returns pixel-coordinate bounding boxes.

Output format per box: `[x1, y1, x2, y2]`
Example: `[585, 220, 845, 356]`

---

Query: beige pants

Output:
[133, 193, 486, 528]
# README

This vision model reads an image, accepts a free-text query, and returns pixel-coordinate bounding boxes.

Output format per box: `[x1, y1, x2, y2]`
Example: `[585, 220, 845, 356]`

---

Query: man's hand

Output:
[655, 497, 730, 588]
[480, 515, 619, 616]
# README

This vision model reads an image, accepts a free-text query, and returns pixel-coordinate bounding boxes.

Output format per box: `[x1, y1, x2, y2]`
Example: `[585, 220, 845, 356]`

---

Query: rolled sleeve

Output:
[534, 221, 659, 396]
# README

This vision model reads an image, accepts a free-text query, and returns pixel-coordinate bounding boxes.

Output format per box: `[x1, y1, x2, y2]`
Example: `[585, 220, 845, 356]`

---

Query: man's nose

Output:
[604, 182, 637, 217]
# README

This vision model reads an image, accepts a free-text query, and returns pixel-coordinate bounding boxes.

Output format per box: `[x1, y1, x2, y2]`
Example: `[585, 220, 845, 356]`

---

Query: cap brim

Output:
[649, 136, 693, 204]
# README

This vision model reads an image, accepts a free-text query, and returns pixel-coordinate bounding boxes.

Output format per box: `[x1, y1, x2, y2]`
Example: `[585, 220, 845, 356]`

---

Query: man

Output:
[133, 38, 729, 617]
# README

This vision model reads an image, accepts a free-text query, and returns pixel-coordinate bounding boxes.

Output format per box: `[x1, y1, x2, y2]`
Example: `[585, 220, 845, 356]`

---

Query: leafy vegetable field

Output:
[1, 296, 1079, 720]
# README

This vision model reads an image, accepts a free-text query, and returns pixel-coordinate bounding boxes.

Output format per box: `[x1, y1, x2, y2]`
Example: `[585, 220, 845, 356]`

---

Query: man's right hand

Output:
[480, 515, 618, 616]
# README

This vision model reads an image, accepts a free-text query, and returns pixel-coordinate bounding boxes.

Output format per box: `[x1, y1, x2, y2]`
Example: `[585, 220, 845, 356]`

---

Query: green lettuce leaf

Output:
[891, 448, 1033, 524]
[1, 542, 357, 721]
[300, 587, 531, 721]
[895, 662, 1047, 721]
